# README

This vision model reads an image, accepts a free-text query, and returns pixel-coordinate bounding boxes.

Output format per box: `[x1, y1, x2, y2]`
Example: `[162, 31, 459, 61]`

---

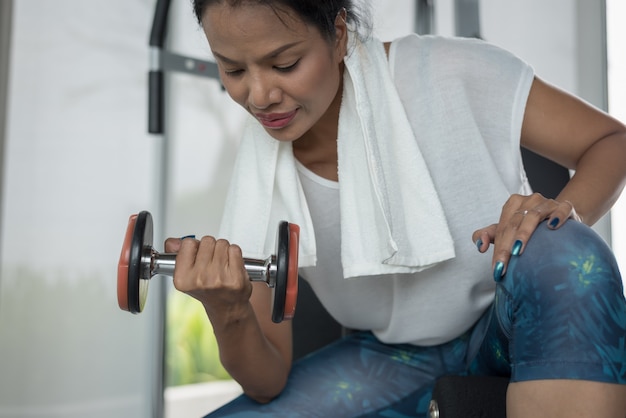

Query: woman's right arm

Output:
[165, 236, 293, 403]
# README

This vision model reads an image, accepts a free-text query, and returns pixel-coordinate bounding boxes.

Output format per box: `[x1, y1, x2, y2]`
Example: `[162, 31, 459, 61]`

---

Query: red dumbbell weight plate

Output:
[117, 212, 151, 313]
[283, 223, 299, 320]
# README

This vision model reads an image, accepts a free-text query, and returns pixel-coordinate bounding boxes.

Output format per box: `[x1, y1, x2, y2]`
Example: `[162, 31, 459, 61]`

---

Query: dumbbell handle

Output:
[150, 252, 279, 287]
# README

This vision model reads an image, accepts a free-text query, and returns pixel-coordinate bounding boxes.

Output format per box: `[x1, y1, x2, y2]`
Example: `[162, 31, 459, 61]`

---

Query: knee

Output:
[497, 222, 626, 382]
[503, 220, 624, 299]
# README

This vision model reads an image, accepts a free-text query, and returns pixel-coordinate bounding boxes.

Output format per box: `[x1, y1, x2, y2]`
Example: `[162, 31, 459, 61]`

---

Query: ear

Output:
[334, 8, 348, 60]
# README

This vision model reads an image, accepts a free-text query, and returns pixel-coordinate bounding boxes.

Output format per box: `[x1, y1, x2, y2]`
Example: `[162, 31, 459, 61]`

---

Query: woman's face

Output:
[202, 3, 347, 142]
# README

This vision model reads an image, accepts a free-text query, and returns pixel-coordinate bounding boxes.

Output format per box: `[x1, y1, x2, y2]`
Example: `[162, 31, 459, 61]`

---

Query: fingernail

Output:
[549, 218, 559, 228]
[493, 261, 505, 282]
[511, 240, 523, 256]
[475, 238, 483, 251]
[180, 235, 196, 240]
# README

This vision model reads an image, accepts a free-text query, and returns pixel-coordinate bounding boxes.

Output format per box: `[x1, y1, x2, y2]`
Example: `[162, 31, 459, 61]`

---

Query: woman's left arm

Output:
[522, 76, 626, 224]
[473, 76, 626, 279]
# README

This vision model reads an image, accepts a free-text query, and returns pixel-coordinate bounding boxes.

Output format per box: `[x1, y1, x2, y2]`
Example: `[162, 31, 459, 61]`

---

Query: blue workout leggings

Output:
[207, 221, 626, 417]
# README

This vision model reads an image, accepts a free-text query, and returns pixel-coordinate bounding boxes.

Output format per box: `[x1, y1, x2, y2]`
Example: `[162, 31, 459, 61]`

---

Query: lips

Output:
[255, 110, 297, 129]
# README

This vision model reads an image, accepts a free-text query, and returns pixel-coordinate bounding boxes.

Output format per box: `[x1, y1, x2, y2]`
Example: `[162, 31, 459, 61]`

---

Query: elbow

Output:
[247, 394, 277, 405]
[580, 127, 626, 171]
[243, 379, 287, 404]
[236, 362, 290, 404]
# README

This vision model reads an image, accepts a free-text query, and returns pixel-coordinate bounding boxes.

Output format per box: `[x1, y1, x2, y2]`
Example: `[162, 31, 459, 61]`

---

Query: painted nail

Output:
[511, 240, 523, 256]
[475, 238, 483, 251]
[549, 218, 560, 228]
[180, 235, 196, 240]
[493, 261, 505, 282]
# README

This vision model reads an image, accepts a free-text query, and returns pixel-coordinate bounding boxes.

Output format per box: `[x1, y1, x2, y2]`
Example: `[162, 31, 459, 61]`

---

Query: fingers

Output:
[164, 237, 183, 253]
[472, 225, 497, 253]
[480, 193, 579, 282]
[546, 199, 581, 229]
[193, 236, 222, 274]
[491, 194, 544, 281]
[227, 244, 246, 275]
[172, 236, 249, 298]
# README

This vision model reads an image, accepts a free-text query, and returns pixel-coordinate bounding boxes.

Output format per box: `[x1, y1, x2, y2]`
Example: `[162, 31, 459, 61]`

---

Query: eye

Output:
[223, 68, 244, 77]
[275, 60, 300, 73]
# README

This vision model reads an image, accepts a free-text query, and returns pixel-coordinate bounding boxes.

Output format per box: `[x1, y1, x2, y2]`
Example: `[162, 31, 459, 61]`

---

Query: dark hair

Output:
[192, 0, 370, 42]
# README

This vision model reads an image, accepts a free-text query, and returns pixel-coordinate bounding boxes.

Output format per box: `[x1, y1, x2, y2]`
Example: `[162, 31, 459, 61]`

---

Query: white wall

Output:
[481, 0, 578, 88]
[0, 1, 160, 417]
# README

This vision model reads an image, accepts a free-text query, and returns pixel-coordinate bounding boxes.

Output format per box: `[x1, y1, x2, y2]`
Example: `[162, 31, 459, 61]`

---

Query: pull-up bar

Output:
[148, 0, 219, 134]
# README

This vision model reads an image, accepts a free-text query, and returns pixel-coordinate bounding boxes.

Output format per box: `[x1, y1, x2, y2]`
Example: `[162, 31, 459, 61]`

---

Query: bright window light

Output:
[606, 0, 626, 289]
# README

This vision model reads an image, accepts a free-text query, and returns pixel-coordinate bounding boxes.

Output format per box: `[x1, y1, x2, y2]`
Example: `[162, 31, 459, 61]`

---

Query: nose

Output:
[247, 73, 281, 110]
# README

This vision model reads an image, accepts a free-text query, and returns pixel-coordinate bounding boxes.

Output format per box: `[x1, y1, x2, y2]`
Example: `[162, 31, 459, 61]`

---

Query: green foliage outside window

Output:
[166, 290, 232, 387]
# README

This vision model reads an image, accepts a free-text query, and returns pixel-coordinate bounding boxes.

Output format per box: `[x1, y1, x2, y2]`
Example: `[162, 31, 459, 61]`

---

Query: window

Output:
[607, 0, 626, 287]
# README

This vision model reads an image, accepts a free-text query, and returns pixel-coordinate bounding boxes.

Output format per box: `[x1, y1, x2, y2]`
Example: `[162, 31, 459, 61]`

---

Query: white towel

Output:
[219, 35, 455, 278]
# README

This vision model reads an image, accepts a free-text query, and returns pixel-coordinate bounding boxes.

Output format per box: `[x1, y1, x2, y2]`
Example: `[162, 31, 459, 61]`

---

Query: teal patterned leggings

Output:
[207, 221, 626, 417]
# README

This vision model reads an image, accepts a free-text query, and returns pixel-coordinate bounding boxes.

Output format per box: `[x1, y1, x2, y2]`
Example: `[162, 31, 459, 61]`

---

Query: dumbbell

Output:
[117, 211, 299, 323]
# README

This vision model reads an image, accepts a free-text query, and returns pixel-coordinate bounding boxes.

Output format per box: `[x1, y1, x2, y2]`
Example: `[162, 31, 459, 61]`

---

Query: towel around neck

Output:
[219, 34, 456, 279]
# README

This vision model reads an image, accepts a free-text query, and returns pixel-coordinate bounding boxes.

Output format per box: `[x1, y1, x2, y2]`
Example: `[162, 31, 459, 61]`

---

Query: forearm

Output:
[556, 131, 626, 226]
[206, 302, 291, 403]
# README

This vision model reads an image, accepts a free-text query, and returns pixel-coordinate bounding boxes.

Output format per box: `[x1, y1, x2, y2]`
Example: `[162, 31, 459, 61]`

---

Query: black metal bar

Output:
[149, 0, 172, 48]
[147, 0, 220, 134]
[148, 70, 164, 134]
[161, 51, 219, 79]
[148, 0, 171, 134]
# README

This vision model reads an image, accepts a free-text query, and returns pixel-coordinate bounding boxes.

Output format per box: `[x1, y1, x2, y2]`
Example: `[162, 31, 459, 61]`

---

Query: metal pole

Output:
[415, 0, 435, 34]
[148, 1, 171, 416]
[0, 0, 13, 295]
[454, 0, 481, 38]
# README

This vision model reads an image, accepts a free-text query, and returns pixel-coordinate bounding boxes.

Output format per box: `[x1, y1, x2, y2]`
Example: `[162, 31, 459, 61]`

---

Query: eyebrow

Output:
[212, 41, 304, 65]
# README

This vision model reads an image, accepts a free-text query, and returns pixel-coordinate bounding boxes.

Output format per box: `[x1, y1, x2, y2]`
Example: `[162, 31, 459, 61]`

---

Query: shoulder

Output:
[390, 33, 525, 65]
[388, 34, 532, 86]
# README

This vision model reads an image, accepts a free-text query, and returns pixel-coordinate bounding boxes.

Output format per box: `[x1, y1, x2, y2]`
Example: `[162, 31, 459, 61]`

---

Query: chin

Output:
[262, 126, 302, 143]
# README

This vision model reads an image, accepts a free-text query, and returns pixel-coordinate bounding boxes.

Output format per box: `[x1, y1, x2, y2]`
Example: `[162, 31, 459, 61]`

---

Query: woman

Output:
[166, 1, 626, 416]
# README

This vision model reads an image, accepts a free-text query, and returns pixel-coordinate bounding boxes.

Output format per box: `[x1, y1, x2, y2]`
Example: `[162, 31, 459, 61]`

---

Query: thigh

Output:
[494, 221, 626, 383]
[206, 332, 472, 418]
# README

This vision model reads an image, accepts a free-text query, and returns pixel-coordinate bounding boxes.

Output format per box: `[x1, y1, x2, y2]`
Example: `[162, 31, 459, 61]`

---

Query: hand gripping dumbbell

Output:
[117, 211, 299, 323]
